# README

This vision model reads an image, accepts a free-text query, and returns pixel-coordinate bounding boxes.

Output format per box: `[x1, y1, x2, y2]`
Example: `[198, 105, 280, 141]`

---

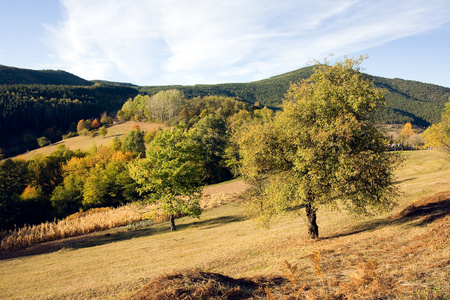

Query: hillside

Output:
[0, 65, 93, 86]
[140, 66, 450, 126]
[14, 121, 166, 160]
[1, 64, 450, 158]
[0, 150, 449, 299]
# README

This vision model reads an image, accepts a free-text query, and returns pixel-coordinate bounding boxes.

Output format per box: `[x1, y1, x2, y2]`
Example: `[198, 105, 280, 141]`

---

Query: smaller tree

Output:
[77, 119, 88, 136]
[85, 119, 93, 131]
[400, 122, 415, 146]
[99, 126, 108, 137]
[37, 136, 51, 148]
[91, 118, 100, 129]
[129, 126, 202, 231]
[122, 129, 146, 157]
[423, 100, 450, 153]
[100, 112, 113, 125]
[77, 119, 86, 132]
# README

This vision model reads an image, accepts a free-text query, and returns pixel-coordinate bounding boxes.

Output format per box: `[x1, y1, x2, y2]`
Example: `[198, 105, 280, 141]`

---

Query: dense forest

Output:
[0, 65, 93, 86]
[1, 64, 450, 158]
[1, 61, 450, 234]
[0, 94, 261, 230]
[140, 67, 450, 126]
[0, 84, 138, 156]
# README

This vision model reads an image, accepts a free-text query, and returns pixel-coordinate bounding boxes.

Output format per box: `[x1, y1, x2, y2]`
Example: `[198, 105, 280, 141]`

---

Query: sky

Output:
[0, 0, 449, 87]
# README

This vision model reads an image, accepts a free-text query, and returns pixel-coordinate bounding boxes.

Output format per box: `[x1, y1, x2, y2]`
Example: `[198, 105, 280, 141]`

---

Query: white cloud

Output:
[45, 0, 450, 85]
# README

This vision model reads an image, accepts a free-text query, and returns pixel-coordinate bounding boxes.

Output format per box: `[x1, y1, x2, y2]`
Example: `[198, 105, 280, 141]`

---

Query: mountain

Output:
[0, 65, 93, 86]
[2, 64, 449, 126]
[140, 66, 450, 126]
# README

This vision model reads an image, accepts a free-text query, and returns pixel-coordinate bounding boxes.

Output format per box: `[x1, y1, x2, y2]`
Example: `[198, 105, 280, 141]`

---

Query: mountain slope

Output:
[2, 64, 449, 126]
[140, 66, 450, 126]
[0, 65, 93, 86]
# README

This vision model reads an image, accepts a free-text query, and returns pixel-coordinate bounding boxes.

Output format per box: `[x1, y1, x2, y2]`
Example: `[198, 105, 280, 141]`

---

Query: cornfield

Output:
[0, 191, 236, 251]
[0, 204, 159, 251]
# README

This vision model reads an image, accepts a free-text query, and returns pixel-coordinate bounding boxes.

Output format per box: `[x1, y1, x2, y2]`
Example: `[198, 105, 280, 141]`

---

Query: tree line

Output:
[2, 58, 449, 238]
[0, 95, 264, 231]
[139, 67, 450, 126]
[0, 84, 138, 157]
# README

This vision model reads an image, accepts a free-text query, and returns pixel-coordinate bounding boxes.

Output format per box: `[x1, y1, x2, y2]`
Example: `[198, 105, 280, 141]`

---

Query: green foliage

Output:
[23, 133, 37, 150]
[188, 114, 232, 184]
[129, 126, 203, 231]
[0, 146, 81, 229]
[122, 128, 146, 157]
[0, 83, 138, 156]
[51, 147, 137, 216]
[37, 136, 51, 148]
[139, 66, 450, 126]
[238, 57, 400, 238]
[423, 99, 450, 152]
[0, 159, 28, 229]
[99, 125, 108, 137]
[0, 65, 93, 86]
[118, 90, 185, 123]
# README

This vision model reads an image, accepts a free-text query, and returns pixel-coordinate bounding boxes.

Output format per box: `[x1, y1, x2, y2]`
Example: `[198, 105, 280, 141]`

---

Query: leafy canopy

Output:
[423, 99, 450, 153]
[238, 56, 400, 238]
[129, 126, 203, 231]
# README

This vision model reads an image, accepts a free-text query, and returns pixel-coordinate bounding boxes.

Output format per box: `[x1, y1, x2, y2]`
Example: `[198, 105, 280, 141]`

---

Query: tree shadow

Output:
[71, 215, 247, 250]
[394, 177, 416, 184]
[0, 215, 246, 260]
[321, 194, 450, 240]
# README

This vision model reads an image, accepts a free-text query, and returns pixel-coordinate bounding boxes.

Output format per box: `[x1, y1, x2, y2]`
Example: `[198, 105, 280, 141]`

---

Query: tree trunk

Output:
[305, 203, 319, 239]
[170, 214, 176, 231]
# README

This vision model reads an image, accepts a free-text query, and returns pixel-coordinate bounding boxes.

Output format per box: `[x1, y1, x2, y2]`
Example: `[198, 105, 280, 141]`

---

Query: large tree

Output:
[238, 57, 400, 239]
[129, 126, 203, 231]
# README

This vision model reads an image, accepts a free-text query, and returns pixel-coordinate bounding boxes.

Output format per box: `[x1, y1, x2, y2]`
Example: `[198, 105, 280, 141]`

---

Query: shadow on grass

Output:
[0, 215, 246, 260]
[393, 177, 416, 184]
[322, 194, 450, 240]
[71, 215, 247, 250]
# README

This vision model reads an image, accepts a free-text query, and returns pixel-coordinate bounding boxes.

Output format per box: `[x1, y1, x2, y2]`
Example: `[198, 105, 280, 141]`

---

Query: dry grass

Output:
[0, 150, 449, 299]
[15, 121, 167, 160]
[0, 180, 251, 252]
[0, 205, 151, 251]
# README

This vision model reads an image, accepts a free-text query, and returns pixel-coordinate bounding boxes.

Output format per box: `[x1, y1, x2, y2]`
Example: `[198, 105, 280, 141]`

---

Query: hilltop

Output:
[2, 63, 450, 127]
[140, 67, 450, 126]
[1, 63, 450, 158]
[0, 65, 93, 86]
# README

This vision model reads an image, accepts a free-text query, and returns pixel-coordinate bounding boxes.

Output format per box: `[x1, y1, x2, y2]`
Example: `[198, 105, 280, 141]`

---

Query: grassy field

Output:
[1, 150, 449, 299]
[15, 121, 167, 160]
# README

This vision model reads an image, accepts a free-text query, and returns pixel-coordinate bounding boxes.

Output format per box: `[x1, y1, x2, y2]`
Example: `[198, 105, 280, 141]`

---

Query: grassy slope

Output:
[14, 121, 167, 160]
[1, 150, 449, 299]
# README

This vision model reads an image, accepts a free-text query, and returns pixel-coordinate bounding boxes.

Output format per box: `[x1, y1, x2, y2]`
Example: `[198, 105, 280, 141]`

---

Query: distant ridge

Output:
[0, 65, 93, 86]
[140, 66, 450, 126]
[2, 64, 450, 126]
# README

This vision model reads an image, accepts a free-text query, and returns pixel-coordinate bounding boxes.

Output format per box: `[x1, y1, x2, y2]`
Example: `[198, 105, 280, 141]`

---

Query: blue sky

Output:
[0, 0, 449, 87]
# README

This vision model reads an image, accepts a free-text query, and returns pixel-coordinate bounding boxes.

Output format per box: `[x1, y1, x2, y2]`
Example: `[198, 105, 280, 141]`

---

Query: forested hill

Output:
[0, 65, 93, 86]
[140, 66, 450, 126]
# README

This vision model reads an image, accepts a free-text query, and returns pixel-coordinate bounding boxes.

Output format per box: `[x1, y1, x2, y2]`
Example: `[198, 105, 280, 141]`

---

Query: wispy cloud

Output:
[45, 0, 450, 85]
